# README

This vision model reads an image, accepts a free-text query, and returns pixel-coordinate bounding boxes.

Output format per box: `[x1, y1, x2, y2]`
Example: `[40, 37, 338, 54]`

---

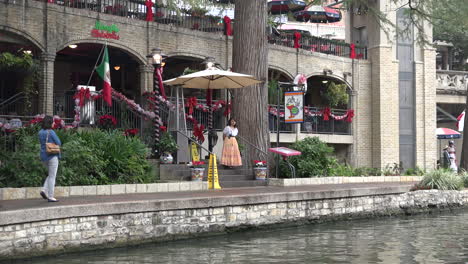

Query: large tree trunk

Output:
[460, 96, 468, 170]
[232, 0, 269, 162]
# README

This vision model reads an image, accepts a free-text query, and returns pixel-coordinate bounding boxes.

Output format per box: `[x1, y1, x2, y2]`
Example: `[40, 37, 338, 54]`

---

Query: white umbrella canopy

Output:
[163, 68, 263, 89]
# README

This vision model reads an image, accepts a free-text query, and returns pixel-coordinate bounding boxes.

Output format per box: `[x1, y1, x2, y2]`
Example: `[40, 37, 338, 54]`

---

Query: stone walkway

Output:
[0, 182, 416, 214]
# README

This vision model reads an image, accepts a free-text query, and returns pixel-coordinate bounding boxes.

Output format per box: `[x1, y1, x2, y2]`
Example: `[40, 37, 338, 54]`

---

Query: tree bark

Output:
[460, 95, 468, 170]
[231, 0, 269, 161]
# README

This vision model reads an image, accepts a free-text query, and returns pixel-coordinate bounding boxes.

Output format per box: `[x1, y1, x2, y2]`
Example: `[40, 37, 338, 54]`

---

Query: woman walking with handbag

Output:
[38, 115, 61, 202]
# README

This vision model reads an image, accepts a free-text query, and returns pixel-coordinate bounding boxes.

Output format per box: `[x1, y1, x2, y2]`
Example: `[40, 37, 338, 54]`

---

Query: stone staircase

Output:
[160, 164, 268, 188]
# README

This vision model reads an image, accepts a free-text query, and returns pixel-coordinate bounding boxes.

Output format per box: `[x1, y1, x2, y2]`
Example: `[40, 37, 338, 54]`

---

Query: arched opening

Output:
[0, 31, 42, 116]
[303, 74, 353, 161]
[162, 55, 225, 130]
[163, 55, 206, 98]
[54, 43, 142, 118]
[305, 75, 351, 110]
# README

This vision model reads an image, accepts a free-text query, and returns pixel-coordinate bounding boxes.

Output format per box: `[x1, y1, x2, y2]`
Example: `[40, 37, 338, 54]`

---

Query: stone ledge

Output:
[267, 176, 422, 187]
[0, 184, 413, 226]
[0, 182, 205, 201]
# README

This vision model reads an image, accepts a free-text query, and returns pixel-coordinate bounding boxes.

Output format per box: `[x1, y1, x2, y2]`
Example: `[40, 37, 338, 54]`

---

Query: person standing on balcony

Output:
[38, 115, 61, 202]
[221, 118, 242, 168]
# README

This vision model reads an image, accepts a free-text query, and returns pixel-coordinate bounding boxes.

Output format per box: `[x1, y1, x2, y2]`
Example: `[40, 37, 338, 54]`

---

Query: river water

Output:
[16, 210, 468, 264]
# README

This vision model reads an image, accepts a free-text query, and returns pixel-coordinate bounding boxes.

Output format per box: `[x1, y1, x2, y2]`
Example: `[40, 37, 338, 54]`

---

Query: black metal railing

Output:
[0, 93, 39, 116]
[24, 0, 366, 60]
[269, 33, 367, 59]
[268, 105, 352, 135]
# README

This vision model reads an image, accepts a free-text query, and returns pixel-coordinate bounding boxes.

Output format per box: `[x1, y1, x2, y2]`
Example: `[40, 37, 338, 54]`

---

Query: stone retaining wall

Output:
[1, 188, 467, 260]
[268, 176, 423, 187]
[0, 182, 206, 200]
[0, 176, 422, 200]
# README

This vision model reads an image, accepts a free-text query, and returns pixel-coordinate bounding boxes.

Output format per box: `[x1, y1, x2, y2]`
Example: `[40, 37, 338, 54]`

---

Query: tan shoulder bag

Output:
[46, 130, 60, 154]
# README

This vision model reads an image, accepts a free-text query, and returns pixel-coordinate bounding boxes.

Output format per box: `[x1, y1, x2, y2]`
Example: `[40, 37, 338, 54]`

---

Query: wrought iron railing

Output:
[0, 93, 39, 116]
[23, 0, 366, 60]
[268, 105, 351, 135]
[268, 33, 367, 59]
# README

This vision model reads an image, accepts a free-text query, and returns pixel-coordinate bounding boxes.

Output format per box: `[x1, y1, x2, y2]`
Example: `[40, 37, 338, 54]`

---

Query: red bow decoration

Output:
[186, 97, 198, 115]
[322, 107, 331, 121]
[223, 101, 232, 117]
[145, 0, 153, 21]
[224, 16, 232, 36]
[193, 123, 205, 143]
[73, 88, 91, 107]
[160, 125, 167, 132]
[294, 31, 301, 49]
[350, 43, 356, 59]
[156, 67, 167, 99]
[345, 109, 355, 122]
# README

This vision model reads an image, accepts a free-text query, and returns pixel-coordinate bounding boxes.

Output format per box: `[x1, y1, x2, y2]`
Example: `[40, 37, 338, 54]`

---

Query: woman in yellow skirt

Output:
[221, 118, 242, 168]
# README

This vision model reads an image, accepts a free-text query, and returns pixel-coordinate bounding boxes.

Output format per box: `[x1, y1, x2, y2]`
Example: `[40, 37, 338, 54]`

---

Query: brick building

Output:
[0, 0, 436, 170]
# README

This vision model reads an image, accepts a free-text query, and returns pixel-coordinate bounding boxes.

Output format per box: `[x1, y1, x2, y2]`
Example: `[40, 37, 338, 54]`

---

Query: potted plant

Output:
[156, 131, 178, 164]
[187, 161, 206, 181]
[253, 160, 267, 180]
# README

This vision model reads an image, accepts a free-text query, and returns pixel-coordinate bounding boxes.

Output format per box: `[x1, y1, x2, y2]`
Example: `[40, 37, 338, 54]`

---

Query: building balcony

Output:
[29, 0, 367, 60]
[436, 70, 468, 104]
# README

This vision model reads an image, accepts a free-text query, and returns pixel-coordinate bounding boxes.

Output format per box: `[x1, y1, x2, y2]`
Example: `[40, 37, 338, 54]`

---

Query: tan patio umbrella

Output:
[163, 68, 262, 89]
[164, 68, 262, 154]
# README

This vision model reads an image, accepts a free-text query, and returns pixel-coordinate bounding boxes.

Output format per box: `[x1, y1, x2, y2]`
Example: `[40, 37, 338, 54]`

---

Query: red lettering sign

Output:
[91, 29, 120, 40]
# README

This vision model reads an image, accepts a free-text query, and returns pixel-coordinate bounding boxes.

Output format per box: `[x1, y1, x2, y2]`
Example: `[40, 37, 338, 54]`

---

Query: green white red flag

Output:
[96, 46, 112, 106]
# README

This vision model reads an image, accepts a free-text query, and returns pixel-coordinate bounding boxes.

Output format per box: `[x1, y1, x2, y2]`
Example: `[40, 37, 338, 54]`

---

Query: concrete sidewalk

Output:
[0, 182, 416, 226]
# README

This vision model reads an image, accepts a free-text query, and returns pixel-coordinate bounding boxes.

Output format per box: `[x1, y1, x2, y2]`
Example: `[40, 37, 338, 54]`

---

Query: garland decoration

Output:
[270, 106, 355, 122]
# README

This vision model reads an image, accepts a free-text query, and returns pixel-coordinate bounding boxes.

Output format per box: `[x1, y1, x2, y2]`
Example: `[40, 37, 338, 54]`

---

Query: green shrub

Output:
[280, 137, 337, 178]
[418, 169, 464, 191]
[404, 167, 425, 176]
[458, 170, 468, 188]
[0, 127, 154, 187]
[329, 165, 382, 177]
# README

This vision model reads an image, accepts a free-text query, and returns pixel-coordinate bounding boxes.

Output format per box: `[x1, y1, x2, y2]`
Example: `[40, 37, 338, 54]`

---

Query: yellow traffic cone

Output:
[207, 153, 213, 189]
[211, 154, 221, 189]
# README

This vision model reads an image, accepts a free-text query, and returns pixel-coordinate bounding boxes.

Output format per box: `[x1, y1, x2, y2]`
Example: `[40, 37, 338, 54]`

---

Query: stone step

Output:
[219, 180, 268, 188]
[203, 174, 255, 181]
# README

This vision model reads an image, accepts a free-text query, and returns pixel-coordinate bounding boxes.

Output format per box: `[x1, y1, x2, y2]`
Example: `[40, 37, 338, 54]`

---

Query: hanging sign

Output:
[191, 142, 200, 162]
[284, 91, 304, 123]
[91, 21, 120, 40]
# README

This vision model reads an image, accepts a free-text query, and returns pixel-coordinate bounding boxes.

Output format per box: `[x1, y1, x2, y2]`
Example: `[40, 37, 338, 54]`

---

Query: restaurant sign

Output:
[91, 21, 120, 40]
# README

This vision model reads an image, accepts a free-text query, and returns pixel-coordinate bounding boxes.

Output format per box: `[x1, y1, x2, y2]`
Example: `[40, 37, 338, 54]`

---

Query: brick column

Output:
[369, 46, 400, 169]
[38, 53, 55, 115]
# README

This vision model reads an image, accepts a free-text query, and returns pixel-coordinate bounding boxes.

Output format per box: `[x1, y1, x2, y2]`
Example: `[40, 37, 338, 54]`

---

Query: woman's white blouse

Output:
[223, 126, 238, 137]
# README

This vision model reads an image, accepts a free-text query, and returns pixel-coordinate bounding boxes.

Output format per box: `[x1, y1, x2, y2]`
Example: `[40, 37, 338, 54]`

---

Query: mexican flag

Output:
[96, 46, 112, 106]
